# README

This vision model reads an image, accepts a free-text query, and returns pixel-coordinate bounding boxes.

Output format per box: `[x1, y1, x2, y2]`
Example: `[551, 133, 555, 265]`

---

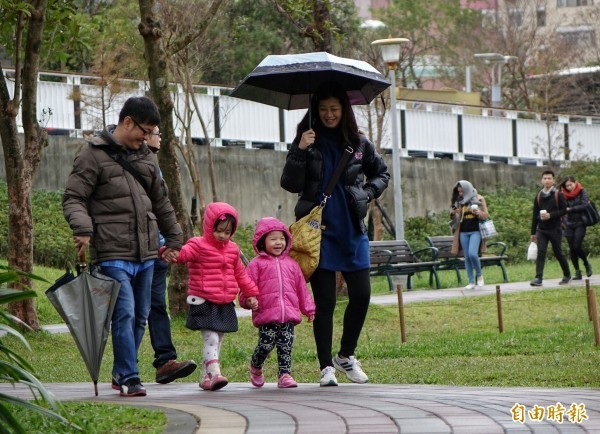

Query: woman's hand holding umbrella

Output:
[299, 129, 315, 150]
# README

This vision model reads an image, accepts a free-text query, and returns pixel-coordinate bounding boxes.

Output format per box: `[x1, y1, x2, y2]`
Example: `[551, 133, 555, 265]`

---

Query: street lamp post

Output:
[372, 37, 409, 241]
[474, 53, 517, 108]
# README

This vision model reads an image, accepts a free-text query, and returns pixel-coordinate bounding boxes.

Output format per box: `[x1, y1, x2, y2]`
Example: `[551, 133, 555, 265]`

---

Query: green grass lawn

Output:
[8, 258, 600, 388]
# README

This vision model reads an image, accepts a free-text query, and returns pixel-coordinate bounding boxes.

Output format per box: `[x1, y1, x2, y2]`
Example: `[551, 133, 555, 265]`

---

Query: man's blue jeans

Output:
[147, 259, 177, 368]
[459, 230, 482, 284]
[101, 265, 153, 385]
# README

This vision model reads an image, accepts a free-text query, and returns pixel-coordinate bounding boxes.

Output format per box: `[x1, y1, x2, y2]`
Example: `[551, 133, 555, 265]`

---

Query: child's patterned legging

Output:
[202, 330, 224, 374]
[251, 322, 295, 377]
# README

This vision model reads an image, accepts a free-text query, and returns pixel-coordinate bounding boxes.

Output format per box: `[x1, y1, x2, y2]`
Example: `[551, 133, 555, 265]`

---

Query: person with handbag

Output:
[450, 180, 489, 289]
[530, 170, 571, 286]
[560, 176, 593, 280]
[240, 217, 316, 389]
[62, 96, 183, 397]
[280, 82, 390, 387]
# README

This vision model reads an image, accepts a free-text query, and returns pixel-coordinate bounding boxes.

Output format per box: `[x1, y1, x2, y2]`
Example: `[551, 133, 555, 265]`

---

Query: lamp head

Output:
[372, 38, 410, 70]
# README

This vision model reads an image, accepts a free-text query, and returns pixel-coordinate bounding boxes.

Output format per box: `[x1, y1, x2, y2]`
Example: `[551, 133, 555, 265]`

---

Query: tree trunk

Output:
[138, 0, 226, 312]
[138, 0, 192, 312]
[0, 1, 49, 330]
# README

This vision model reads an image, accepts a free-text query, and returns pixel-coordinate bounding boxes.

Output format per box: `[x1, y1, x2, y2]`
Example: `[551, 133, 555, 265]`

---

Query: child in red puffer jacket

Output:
[164, 202, 258, 391]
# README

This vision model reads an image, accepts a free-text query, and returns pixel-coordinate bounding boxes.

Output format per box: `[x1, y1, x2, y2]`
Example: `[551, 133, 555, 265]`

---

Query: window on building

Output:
[557, 0, 594, 7]
[480, 9, 496, 28]
[508, 9, 523, 27]
[537, 8, 546, 27]
[557, 26, 596, 49]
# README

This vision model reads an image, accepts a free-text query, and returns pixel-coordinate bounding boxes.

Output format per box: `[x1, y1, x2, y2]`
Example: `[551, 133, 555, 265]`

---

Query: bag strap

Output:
[321, 145, 353, 206]
[536, 190, 559, 208]
[101, 147, 151, 195]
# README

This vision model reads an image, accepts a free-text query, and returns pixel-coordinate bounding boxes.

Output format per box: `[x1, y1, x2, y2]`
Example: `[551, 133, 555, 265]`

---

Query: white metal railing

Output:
[3, 68, 600, 163]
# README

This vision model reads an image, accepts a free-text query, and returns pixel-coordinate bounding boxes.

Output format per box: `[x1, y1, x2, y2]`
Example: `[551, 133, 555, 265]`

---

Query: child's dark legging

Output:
[565, 225, 589, 270]
[251, 322, 295, 376]
[309, 268, 371, 370]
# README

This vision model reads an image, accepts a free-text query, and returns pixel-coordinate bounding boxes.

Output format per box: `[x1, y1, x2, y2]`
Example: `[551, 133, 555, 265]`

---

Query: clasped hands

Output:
[161, 247, 180, 263]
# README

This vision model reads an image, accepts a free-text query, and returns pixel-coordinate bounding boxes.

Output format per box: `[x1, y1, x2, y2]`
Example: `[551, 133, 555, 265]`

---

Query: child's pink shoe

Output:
[210, 374, 228, 391]
[250, 364, 265, 388]
[200, 374, 211, 390]
[277, 373, 297, 388]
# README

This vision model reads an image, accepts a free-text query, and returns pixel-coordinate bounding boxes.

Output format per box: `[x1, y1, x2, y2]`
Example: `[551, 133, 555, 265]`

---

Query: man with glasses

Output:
[63, 96, 183, 397]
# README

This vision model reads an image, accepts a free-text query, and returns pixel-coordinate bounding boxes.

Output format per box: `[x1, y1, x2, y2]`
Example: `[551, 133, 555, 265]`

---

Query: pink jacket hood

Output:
[241, 217, 315, 326]
[252, 217, 293, 255]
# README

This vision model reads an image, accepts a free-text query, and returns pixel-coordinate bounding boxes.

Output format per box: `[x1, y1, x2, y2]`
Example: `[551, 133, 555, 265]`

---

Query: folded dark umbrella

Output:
[230, 52, 390, 110]
[45, 256, 120, 396]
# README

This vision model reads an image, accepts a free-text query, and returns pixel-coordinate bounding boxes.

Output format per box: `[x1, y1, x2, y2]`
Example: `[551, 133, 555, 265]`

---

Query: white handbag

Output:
[527, 242, 538, 261]
[479, 219, 498, 239]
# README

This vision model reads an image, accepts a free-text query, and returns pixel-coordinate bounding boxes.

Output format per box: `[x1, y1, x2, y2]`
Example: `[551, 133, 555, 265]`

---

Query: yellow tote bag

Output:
[288, 145, 354, 281]
[289, 204, 324, 281]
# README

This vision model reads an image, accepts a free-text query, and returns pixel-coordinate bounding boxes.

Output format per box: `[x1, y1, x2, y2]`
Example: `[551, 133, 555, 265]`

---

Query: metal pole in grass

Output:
[396, 283, 406, 343]
[586, 279, 592, 321]
[496, 285, 504, 333]
[589, 289, 600, 346]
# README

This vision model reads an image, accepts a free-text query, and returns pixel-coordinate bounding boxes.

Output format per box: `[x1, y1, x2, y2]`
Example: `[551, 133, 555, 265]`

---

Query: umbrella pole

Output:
[94, 381, 98, 396]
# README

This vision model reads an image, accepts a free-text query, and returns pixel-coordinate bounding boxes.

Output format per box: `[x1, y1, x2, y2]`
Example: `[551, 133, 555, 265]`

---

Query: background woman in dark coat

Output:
[561, 176, 593, 279]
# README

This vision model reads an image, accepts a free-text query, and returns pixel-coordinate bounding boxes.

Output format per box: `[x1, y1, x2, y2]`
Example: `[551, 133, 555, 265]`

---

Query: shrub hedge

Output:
[0, 160, 598, 269]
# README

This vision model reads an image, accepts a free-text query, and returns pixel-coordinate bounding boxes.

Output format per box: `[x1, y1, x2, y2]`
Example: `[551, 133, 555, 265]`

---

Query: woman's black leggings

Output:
[565, 225, 589, 270]
[309, 268, 371, 370]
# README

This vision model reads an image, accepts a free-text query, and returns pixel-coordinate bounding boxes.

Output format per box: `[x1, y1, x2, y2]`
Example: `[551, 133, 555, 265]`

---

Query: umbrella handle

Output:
[79, 252, 87, 273]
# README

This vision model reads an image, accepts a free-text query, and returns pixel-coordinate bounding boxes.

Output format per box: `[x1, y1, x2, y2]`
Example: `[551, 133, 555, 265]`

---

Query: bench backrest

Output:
[426, 236, 457, 259]
[369, 240, 416, 265]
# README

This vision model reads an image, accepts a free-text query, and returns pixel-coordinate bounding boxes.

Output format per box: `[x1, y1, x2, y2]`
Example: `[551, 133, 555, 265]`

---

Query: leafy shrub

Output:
[0, 265, 80, 432]
[31, 189, 77, 267]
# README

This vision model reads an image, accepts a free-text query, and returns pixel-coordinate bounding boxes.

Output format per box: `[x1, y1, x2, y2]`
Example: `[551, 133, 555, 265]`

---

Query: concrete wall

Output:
[0, 136, 543, 225]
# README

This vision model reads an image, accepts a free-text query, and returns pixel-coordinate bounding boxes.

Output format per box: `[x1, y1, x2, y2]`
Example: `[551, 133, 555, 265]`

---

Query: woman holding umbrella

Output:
[281, 82, 390, 386]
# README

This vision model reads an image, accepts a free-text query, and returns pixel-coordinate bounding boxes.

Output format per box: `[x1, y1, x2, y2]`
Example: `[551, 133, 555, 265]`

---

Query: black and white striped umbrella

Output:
[230, 52, 390, 110]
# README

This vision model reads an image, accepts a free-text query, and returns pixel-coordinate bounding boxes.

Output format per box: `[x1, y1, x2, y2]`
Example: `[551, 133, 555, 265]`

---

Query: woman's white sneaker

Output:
[476, 276, 484, 287]
[332, 355, 368, 383]
[464, 283, 475, 290]
[320, 366, 338, 387]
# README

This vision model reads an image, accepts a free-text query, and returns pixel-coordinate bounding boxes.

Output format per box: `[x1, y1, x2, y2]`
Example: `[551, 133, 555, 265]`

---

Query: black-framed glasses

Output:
[130, 117, 153, 136]
[149, 131, 161, 137]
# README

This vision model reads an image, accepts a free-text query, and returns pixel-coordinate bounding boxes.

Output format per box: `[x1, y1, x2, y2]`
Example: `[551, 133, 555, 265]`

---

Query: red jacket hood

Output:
[203, 202, 238, 246]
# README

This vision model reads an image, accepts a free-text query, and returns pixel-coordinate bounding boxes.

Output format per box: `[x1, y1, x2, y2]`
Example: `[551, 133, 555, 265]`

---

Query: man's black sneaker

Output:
[120, 379, 146, 397]
[558, 276, 571, 285]
[111, 378, 119, 391]
[585, 262, 593, 277]
[573, 270, 582, 281]
[530, 278, 543, 287]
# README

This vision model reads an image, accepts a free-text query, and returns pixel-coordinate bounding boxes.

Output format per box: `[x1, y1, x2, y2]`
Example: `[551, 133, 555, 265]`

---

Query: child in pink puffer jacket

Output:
[240, 217, 315, 389]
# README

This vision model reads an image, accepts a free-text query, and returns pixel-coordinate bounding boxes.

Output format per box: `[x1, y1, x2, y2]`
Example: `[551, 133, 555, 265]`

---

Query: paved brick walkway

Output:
[3, 382, 599, 433]
[3, 277, 599, 433]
